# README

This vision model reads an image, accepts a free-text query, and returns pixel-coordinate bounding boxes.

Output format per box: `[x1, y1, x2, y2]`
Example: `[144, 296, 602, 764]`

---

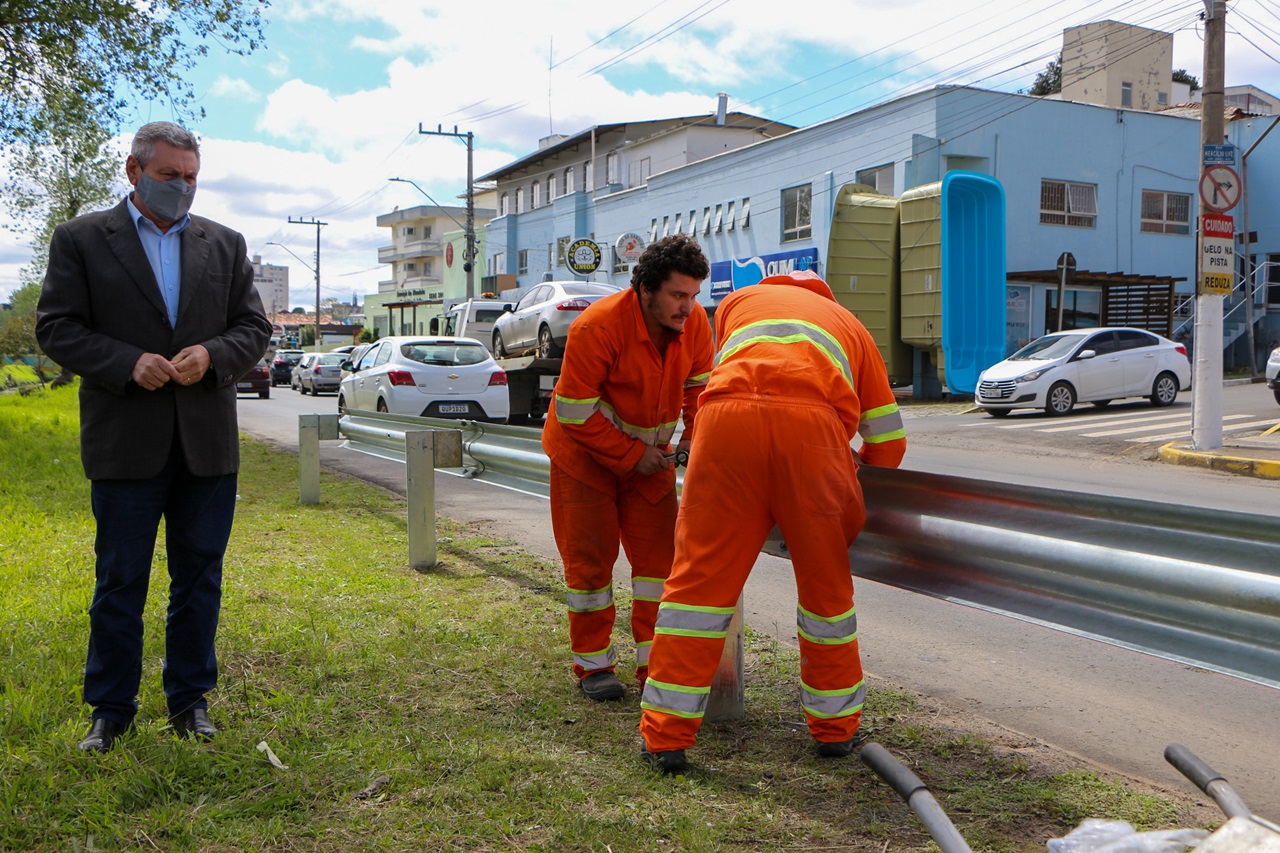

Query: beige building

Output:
[1061, 21, 1173, 111]
[251, 254, 290, 315]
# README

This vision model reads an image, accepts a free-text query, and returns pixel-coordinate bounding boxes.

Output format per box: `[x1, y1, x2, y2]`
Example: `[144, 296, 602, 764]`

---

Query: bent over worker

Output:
[542, 234, 714, 702]
[638, 269, 906, 773]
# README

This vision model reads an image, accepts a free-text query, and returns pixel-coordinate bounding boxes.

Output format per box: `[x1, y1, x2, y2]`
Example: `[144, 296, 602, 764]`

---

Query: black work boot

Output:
[579, 670, 625, 701]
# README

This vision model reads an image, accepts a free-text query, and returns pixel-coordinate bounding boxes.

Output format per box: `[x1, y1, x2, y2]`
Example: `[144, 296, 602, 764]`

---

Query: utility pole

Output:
[418, 124, 476, 300]
[289, 216, 328, 352]
[1192, 0, 1227, 451]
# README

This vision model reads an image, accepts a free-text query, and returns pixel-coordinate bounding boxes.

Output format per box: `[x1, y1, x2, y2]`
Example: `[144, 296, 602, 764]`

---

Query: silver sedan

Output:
[491, 281, 621, 359]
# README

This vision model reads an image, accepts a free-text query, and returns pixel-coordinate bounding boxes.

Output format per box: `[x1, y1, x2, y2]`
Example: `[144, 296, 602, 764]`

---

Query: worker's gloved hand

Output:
[634, 444, 673, 476]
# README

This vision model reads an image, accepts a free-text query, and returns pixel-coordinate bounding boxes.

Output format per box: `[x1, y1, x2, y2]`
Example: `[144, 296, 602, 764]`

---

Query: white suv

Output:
[976, 327, 1192, 417]
[1266, 344, 1280, 406]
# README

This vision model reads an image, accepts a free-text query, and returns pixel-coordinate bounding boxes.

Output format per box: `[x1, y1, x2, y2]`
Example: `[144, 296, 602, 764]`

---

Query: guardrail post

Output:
[299, 414, 341, 505]
[705, 596, 745, 722]
[406, 430, 437, 569]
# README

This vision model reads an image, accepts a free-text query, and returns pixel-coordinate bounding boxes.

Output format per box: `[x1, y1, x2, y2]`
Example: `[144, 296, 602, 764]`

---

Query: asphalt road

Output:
[236, 385, 1280, 810]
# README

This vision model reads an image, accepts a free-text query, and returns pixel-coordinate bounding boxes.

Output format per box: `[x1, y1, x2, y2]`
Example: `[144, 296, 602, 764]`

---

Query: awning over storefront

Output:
[1006, 270, 1186, 338]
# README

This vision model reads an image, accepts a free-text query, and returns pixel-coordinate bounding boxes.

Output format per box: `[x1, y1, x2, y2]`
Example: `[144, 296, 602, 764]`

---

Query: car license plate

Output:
[237, 383, 251, 389]
[439, 404, 468, 414]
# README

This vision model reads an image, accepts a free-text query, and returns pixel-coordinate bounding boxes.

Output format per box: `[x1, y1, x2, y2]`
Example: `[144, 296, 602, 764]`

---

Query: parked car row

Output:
[271, 349, 306, 385]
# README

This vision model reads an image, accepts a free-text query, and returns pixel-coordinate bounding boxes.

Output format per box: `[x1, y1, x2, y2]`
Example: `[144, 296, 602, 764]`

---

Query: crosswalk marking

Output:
[1037, 411, 1195, 433]
[1125, 418, 1280, 443]
[1083, 414, 1252, 437]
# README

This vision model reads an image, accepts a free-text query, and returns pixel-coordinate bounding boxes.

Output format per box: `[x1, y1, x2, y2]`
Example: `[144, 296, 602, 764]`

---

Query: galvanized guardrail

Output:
[300, 410, 1280, 691]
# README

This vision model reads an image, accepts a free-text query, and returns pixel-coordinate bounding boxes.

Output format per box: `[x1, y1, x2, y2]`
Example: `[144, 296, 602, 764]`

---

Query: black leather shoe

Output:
[78, 718, 131, 753]
[170, 708, 218, 740]
[580, 671, 626, 702]
[815, 727, 869, 758]
[642, 748, 689, 775]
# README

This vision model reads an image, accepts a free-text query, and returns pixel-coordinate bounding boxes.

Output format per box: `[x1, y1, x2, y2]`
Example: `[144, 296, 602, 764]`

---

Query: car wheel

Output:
[984, 408, 1010, 418]
[1044, 381, 1076, 416]
[259, 389, 269, 399]
[1091, 400, 1112, 408]
[493, 331, 508, 359]
[338, 393, 347, 412]
[377, 398, 389, 413]
[1149, 372, 1178, 407]
[537, 325, 563, 359]
[1274, 387, 1280, 406]
[299, 382, 308, 395]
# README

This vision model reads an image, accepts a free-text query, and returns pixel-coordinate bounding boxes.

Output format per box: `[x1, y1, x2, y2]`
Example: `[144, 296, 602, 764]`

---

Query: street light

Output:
[388, 176, 476, 300]
[267, 241, 321, 351]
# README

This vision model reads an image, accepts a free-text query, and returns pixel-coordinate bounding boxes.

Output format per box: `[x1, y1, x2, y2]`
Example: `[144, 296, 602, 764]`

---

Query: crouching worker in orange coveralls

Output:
[542, 234, 714, 702]
[638, 269, 907, 773]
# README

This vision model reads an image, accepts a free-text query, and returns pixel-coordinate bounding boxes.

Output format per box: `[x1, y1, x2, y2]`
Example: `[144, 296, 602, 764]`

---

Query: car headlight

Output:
[1015, 368, 1049, 383]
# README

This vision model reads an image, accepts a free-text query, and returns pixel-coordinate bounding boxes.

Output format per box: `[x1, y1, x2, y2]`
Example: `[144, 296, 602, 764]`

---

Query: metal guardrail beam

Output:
[303, 411, 1280, 692]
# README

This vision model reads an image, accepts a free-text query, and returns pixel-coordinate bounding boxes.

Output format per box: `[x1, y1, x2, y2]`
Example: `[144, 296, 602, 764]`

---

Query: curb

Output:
[1157, 442, 1280, 480]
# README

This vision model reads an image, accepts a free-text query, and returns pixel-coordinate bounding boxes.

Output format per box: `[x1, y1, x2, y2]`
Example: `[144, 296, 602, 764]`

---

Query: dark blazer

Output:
[36, 198, 271, 480]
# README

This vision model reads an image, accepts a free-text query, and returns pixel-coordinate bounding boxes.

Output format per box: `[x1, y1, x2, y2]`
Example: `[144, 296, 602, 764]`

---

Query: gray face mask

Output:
[135, 172, 196, 222]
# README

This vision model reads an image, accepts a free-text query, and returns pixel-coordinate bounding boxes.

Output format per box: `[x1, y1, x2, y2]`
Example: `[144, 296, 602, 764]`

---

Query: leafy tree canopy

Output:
[1172, 69, 1201, 91]
[0, 0, 268, 143]
[1029, 54, 1063, 96]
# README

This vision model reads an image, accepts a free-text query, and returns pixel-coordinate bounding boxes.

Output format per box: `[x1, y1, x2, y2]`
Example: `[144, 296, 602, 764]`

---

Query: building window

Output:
[701, 207, 712, 235]
[585, 160, 594, 192]
[548, 173, 557, 199]
[494, 253, 505, 274]
[1158, 91, 1169, 106]
[856, 164, 894, 195]
[606, 152, 619, 185]
[403, 226, 415, 237]
[740, 197, 751, 229]
[782, 184, 812, 241]
[531, 181, 541, 209]
[557, 236, 571, 267]
[423, 225, 431, 239]
[1140, 190, 1192, 235]
[674, 212, 682, 234]
[726, 201, 736, 231]
[649, 218, 658, 242]
[662, 216, 670, 238]
[1040, 180, 1097, 228]
[1121, 82, 1133, 108]
[629, 157, 651, 186]
[612, 248, 630, 275]
[404, 262, 416, 273]
[564, 167, 575, 194]
[515, 187, 524, 214]
[518, 249, 529, 275]
[500, 193, 509, 216]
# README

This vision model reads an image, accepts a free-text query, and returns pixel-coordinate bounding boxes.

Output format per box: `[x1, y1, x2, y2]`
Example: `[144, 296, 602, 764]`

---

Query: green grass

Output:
[0, 387, 1213, 852]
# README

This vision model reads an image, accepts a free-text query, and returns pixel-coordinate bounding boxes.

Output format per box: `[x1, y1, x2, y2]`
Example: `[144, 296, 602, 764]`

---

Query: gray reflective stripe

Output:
[633, 577, 665, 602]
[859, 403, 905, 443]
[801, 679, 867, 720]
[797, 605, 858, 645]
[598, 403, 678, 447]
[574, 645, 617, 671]
[554, 395, 601, 425]
[637, 640, 651, 666]
[716, 320, 854, 389]
[640, 678, 710, 720]
[655, 602, 734, 638]
[567, 586, 613, 613]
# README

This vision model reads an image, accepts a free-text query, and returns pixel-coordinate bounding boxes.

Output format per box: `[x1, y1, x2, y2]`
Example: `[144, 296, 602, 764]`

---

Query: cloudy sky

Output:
[3, 0, 1279, 307]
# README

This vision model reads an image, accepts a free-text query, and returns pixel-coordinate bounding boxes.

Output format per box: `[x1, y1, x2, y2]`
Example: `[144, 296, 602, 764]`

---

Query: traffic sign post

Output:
[1199, 214, 1234, 295]
[1199, 164, 1240, 213]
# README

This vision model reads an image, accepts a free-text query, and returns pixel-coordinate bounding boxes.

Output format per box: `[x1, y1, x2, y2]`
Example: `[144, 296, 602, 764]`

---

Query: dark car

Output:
[271, 349, 306, 386]
[237, 359, 271, 399]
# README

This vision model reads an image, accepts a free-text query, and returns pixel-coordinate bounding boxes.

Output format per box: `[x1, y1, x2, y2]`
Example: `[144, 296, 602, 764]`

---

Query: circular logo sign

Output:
[568, 238, 602, 275]
[615, 232, 646, 263]
[446, 242, 454, 267]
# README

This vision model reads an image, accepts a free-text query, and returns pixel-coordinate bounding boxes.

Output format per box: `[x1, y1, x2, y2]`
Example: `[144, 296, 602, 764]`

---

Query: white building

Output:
[250, 254, 290, 315]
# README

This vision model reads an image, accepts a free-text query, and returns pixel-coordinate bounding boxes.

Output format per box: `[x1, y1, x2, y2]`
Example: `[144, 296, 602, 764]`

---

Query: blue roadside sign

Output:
[1203, 144, 1236, 166]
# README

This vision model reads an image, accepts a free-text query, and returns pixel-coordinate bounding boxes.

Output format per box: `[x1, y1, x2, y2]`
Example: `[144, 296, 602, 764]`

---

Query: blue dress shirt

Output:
[127, 195, 191, 328]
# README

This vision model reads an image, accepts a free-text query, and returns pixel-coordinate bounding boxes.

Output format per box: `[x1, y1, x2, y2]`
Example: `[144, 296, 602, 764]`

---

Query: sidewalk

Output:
[1157, 378, 1280, 480]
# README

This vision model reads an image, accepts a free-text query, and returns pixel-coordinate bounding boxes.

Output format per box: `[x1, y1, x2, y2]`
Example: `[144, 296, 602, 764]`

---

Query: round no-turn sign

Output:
[1199, 165, 1241, 212]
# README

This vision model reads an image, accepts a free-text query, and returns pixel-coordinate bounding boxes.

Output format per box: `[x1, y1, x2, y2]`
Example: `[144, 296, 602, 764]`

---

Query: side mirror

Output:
[429, 318, 440, 335]
[1076, 349, 1097, 360]
[341, 361, 355, 372]
[502, 304, 514, 313]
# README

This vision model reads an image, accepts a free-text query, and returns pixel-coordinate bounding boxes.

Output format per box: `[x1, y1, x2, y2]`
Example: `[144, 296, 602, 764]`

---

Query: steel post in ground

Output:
[406, 430, 437, 569]
[299, 415, 320, 504]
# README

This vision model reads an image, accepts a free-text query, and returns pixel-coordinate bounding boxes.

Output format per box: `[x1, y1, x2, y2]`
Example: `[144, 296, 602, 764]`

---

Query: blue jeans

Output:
[86, 445, 237, 723]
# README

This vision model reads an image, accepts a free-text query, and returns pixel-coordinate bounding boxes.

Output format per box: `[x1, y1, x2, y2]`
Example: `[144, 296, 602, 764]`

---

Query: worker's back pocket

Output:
[796, 443, 856, 516]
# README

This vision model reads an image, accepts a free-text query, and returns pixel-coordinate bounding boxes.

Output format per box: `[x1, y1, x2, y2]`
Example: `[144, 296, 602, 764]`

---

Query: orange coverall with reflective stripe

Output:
[640, 271, 906, 752]
[542, 287, 713, 680]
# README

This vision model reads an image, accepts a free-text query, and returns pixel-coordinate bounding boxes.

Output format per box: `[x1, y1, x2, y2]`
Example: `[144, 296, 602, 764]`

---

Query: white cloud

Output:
[209, 75, 263, 102]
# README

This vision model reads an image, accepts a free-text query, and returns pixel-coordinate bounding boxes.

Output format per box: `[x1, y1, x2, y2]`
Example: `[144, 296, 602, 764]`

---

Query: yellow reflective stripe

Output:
[633, 577, 665, 602]
[655, 601, 734, 638]
[684, 371, 711, 388]
[796, 604, 858, 645]
[801, 679, 866, 719]
[567, 586, 613, 613]
[574, 645, 617, 671]
[640, 678, 711, 719]
[598, 402, 678, 446]
[554, 395, 600, 425]
[717, 320, 854, 389]
[637, 640, 652, 666]
[860, 403, 905, 443]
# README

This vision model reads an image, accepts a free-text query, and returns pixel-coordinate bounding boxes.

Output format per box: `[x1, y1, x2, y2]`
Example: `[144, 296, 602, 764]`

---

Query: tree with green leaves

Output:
[0, 0, 267, 144]
[1030, 54, 1063, 96]
[1172, 69, 1201, 92]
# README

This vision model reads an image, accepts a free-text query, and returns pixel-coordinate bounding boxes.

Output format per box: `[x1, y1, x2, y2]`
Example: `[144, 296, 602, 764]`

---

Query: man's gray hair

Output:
[131, 122, 200, 166]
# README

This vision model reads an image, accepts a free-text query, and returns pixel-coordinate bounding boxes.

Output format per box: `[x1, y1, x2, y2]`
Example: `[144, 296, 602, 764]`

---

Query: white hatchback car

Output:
[1266, 344, 1280, 406]
[338, 336, 509, 422]
[976, 327, 1191, 417]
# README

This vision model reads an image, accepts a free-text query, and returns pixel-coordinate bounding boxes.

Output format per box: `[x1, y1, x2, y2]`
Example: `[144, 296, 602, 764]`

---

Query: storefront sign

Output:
[709, 248, 819, 298]
[567, 238, 602, 275]
[1199, 213, 1234, 294]
[615, 232, 646, 263]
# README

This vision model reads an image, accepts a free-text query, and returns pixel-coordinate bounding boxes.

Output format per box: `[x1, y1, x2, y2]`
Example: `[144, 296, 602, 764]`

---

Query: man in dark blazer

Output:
[36, 121, 271, 752]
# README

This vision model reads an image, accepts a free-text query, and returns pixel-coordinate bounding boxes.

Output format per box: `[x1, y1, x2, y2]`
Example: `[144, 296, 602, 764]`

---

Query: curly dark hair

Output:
[630, 233, 710, 295]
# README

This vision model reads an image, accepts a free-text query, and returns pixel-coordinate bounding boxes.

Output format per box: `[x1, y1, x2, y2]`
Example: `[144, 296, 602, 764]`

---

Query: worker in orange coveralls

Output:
[542, 233, 714, 702]
[638, 269, 906, 773]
